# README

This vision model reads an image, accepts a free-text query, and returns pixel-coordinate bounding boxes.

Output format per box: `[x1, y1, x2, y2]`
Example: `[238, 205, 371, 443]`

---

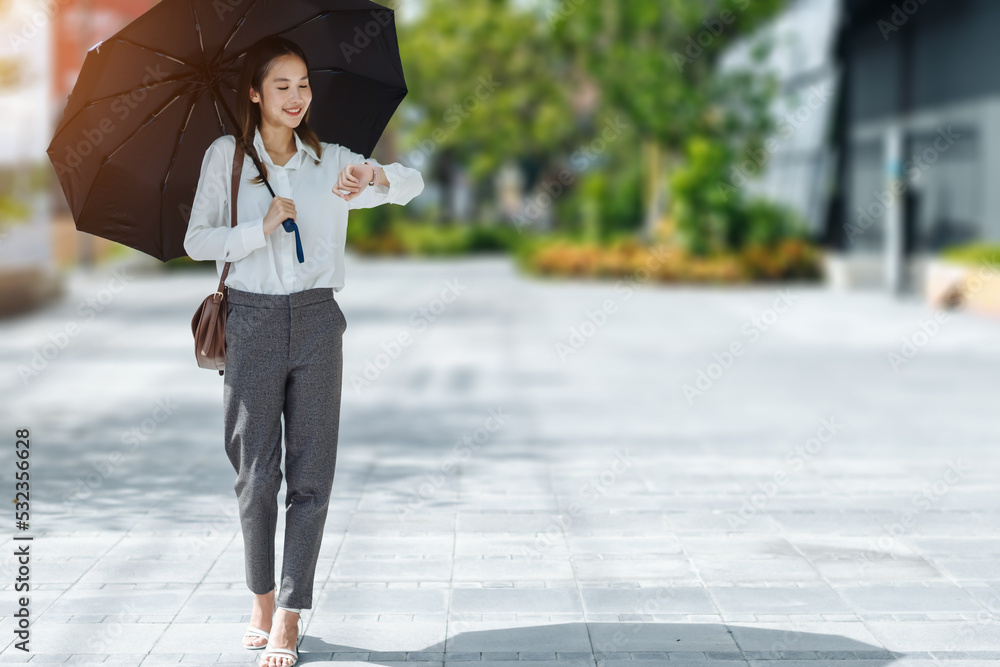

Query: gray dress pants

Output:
[223, 285, 347, 610]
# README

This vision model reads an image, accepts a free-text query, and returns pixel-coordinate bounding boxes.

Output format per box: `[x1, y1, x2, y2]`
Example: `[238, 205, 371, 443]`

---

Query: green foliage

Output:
[388, 1, 793, 254]
[939, 243, 1000, 268]
[465, 223, 519, 252]
[669, 135, 736, 255]
[582, 157, 644, 241]
[164, 255, 210, 271]
[539, 138, 643, 241]
[0, 194, 29, 227]
[549, 0, 789, 253]
[395, 223, 469, 255]
[578, 171, 605, 243]
[550, 0, 787, 147]
[345, 209, 386, 248]
[401, 0, 577, 182]
[348, 220, 518, 257]
[669, 132, 808, 255]
[738, 198, 810, 247]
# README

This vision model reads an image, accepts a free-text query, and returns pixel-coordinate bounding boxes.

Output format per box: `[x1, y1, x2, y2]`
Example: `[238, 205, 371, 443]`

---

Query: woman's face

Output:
[250, 54, 312, 131]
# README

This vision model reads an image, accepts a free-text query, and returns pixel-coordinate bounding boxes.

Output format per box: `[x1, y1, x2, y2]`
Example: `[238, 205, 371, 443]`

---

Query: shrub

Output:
[669, 135, 814, 256]
[520, 232, 821, 283]
[940, 242, 1000, 268]
[669, 136, 737, 256]
[738, 198, 810, 248]
[346, 220, 518, 256]
[740, 238, 822, 281]
[164, 255, 210, 271]
[0, 195, 30, 229]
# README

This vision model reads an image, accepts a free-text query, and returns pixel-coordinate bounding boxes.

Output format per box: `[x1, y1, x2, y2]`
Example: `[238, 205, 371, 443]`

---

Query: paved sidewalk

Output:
[1, 254, 999, 666]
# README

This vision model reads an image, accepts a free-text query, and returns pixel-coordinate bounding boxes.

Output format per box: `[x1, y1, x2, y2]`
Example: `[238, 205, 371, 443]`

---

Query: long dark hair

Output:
[236, 36, 323, 186]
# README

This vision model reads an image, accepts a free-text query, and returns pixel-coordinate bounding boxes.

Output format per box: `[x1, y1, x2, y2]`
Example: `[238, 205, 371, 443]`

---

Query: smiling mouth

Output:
[284, 107, 303, 116]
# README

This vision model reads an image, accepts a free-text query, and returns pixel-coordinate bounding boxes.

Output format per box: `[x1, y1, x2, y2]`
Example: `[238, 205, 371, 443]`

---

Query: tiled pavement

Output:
[0, 253, 999, 666]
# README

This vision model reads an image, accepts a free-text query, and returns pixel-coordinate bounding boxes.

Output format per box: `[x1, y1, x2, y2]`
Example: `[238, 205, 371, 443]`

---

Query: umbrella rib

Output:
[280, 10, 334, 33]
[215, 10, 334, 70]
[212, 81, 242, 134]
[212, 95, 226, 136]
[73, 87, 198, 253]
[55, 73, 205, 141]
[104, 91, 189, 165]
[212, 0, 262, 70]
[308, 66, 407, 92]
[213, 8, 405, 87]
[187, 0, 208, 71]
[110, 37, 199, 70]
[161, 92, 205, 256]
[76, 74, 203, 109]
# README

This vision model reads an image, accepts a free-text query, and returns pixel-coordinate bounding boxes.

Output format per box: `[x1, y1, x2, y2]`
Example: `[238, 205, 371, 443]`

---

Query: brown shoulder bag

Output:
[191, 138, 245, 376]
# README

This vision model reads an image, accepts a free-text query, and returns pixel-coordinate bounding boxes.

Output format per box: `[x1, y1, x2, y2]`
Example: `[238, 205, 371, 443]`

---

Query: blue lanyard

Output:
[281, 218, 304, 263]
[245, 146, 306, 263]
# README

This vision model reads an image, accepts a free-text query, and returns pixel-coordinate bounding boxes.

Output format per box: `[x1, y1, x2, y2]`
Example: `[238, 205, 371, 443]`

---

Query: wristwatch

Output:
[365, 161, 379, 187]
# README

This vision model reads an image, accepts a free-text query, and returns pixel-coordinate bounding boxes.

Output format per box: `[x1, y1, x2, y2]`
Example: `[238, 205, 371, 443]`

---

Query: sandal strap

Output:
[261, 617, 303, 658]
[244, 626, 270, 638]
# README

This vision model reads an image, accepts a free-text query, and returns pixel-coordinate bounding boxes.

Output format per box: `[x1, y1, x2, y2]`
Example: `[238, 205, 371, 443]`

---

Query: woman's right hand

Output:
[263, 196, 296, 235]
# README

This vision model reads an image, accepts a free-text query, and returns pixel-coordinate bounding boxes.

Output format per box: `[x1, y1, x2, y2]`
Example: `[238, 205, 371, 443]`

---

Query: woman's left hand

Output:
[333, 163, 375, 201]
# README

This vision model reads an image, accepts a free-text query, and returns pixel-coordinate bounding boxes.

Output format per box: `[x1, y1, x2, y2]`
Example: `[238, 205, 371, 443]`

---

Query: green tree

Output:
[400, 0, 578, 223]
[548, 0, 787, 248]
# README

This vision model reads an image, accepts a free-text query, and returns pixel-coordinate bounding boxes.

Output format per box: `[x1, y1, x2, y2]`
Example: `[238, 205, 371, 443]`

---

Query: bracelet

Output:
[366, 161, 379, 187]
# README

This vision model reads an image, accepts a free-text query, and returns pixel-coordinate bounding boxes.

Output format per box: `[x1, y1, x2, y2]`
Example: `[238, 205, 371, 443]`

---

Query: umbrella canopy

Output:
[46, 0, 408, 262]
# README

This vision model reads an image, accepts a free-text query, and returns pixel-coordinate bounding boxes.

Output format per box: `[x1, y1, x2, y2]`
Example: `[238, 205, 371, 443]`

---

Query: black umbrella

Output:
[46, 0, 407, 262]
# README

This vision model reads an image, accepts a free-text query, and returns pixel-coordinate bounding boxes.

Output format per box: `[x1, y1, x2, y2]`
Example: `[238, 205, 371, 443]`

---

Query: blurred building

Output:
[831, 0, 1000, 292]
[50, 0, 160, 266]
[0, 0, 60, 313]
[0, 0, 158, 315]
[725, 0, 999, 292]
[719, 0, 839, 251]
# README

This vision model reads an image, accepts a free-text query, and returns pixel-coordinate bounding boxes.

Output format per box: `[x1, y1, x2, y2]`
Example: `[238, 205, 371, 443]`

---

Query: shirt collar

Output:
[252, 125, 320, 168]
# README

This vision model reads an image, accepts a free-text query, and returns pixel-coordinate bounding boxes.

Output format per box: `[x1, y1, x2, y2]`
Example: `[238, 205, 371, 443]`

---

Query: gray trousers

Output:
[223, 285, 347, 610]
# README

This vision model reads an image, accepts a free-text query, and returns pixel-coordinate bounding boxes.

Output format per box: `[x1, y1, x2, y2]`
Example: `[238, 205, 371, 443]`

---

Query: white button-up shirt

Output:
[183, 126, 424, 294]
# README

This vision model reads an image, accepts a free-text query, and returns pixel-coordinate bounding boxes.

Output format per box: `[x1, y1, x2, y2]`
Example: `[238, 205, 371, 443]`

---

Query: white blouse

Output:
[183, 125, 424, 294]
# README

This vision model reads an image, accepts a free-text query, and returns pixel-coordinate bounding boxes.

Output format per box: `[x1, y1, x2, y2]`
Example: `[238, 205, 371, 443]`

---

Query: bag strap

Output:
[215, 138, 245, 297]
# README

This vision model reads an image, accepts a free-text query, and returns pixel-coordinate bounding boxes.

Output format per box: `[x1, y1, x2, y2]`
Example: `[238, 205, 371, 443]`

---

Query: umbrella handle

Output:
[280, 218, 304, 263]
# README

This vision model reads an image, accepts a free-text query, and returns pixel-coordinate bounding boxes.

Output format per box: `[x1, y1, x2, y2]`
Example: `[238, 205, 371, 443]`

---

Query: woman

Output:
[183, 36, 423, 667]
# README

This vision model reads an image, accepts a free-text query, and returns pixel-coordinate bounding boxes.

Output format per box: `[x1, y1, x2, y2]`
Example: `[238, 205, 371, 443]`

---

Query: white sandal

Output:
[259, 616, 304, 666]
[243, 587, 277, 650]
[242, 624, 270, 650]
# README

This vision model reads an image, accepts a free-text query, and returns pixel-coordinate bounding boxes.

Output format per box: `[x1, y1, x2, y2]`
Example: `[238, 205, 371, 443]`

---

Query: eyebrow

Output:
[274, 76, 309, 82]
